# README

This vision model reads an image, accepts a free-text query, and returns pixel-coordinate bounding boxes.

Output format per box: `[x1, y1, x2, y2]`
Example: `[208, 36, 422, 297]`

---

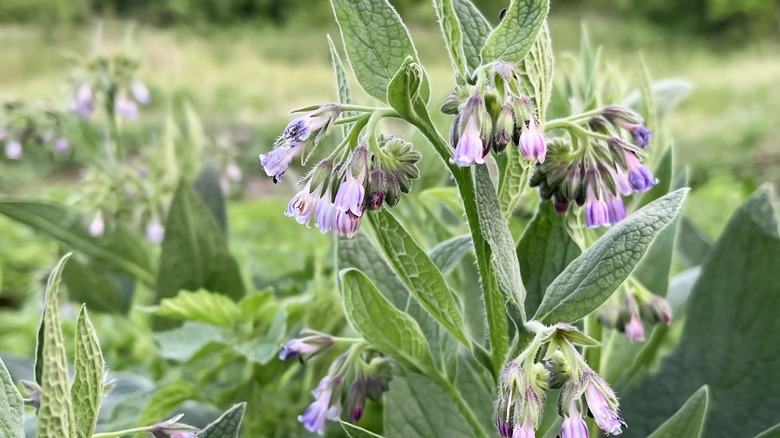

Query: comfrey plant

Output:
[258, 1, 721, 437]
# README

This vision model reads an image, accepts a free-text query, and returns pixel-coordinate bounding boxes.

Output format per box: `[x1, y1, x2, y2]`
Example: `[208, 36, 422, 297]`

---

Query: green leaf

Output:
[0, 202, 154, 284]
[518, 20, 554, 122]
[156, 181, 245, 321]
[71, 306, 104, 438]
[182, 101, 205, 181]
[474, 165, 526, 323]
[232, 308, 287, 365]
[647, 386, 709, 438]
[0, 356, 24, 438]
[153, 322, 225, 362]
[367, 210, 469, 346]
[136, 380, 199, 429]
[623, 78, 692, 122]
[755, 424, 780, 438]
[637, 55, 658, 133]
[386, 57, 431, 125]
[480, 0, 549, 66]
[516, 202, 581, 317]
[341, 421, 384, 438]
[619, 188, 780, 438]
[497, 145, 532, 218]
[430, 235, 473, 274]
[433, 0, 468, 78]
[327, 34, 355, 138]
[330, 0, 425, 102]
[194, 163, 228, 234]
[37, 254, 76, 438]
[451, 0, 491, 72]
[198, 402, 246, 438]
[677, 218, 712, 267]
[62, 257, 132, 314]
[155, 290, 241, 327]
[340, 268, 437, 377]
[383, 372, 472, 438]
[533, 189, 688, 324]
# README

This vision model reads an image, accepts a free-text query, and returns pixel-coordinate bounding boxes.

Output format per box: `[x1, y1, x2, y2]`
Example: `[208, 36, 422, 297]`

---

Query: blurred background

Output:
[0, 0, 778, 435]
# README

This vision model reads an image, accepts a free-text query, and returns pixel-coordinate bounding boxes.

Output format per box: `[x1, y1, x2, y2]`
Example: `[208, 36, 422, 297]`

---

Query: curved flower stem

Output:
[544, 120, 613, 142]
[92, 426, 154, 438]
[338, 104, 385, 113]
[544, 108, 604, 126]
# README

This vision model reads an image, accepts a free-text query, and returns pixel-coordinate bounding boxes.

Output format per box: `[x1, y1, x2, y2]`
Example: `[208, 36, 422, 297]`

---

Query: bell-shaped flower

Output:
[259, 142, 305, 182]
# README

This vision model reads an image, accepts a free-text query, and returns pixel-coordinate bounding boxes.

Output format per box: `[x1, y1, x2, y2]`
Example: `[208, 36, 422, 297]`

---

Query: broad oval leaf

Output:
[340, 268, 437, 377]
[330, 0, 426, 102]
[367, 210, 469, 346]
[155, 289, 241, 327]
[433, 0, 468, 78]
[72, 306, 105, 438]
[481, 0, 549, 66]
[0, 356, 24, 438]
[451, 0, 491, 71]
[647, 386, 709, 438]
[37, 254, 76, 438]
[430, 234, 473, 274]
[533, 189, 688, 324]
[198, 402, 247, 438]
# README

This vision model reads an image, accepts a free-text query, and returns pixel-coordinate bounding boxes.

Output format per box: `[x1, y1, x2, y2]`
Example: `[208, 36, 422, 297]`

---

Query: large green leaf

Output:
[677, 218, 712, 267]
[647, 386, 709, 438]
[0, 356, 24, 438]
[330, 0, 425, 102]
[62, 257, 132, 314]
[154, 290, 241, 328]
[0, 202, 154, 283]
[497, 145, 532, 218]
[429, 235, 473, 274]
[755, 424, 780, 438]
[37, 254, 76, 438]
[327, 34, 355, 138]
[232, 308, 287, 365]
[619, 188, 780, 438]
[153, 322, 225, 362]
[341, 421, 384, 438]
[451, 0, 491, 71]
[72, 306, 104, 438]
[198, 402, 246, 438]
[136, 380, 199, 429]
[533, 189, 688, 324]
[623, 78, 692, 122]
[340, 269, 437, 377]
[518, 20, 554, 121]
[156, 181, 245, 314]
[194, 163, 228, 233]
[383, 372, 472, 438]
[516, 202, 580, 317]
[367, 210, 468, 345]
[480, 0, 549, 66]
[433, 0, 468, 78]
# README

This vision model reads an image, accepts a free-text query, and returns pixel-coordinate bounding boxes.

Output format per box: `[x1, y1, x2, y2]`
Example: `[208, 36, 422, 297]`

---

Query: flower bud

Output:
[383, 172, 401, 207]
[493, 103, 515, 154]
[279, 332, 334, 361]
[602, 105, 643, 125]
[54, 137, 69, 154]
[20, 380, 41, 411]
[88, 212, 105, 237]
[641, 294, 672, 326]
[367, 167, 386, 210]
[115, 96, 139, 119]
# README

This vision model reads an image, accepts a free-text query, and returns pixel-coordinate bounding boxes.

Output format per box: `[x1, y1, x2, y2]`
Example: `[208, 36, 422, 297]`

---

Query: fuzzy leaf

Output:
[451, 0, 491, 71]
[387, 57, 431, 125]
[647, 386, 709, 438]
[429, 234, 473, 274]
[0, 356, 24, 438]
[534, 189, 688, 324]
[136, 380, 199, 430]
[232, 308, 287, 365]
[198, 402, 246, 438]
[194, 163, 228, 234]
[37, 254, 76, 438]
[623, 78, 692, 122]
[433, 0, 468, 78]
[340, 268, 437, 377]
[155, 289, 241, 327]
[330, 0, 426, 102]
[755, 424, 780, 438]
[517, 202, 581, 316]
[341, 421, 384, 438]
[62, 257, 132, 314]
[518, 21, 554, 121]
[368, 210, 469, 346]
[72, 306, 105, 438]
[481, 0, 549, 66]
[497, 145, 532, 218]
[153, 322, 225, 362]
[328, 34, 355, 138]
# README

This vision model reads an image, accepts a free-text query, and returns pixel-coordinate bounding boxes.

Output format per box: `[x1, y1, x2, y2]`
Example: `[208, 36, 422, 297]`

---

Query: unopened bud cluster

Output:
[442, 61, 546, 166]
[597, 280, 672, 343]
[530, 106, 657, 228]
[494, 324, 626, 438]
[259, 105, 422, 238]
[279, 336, 393, 435]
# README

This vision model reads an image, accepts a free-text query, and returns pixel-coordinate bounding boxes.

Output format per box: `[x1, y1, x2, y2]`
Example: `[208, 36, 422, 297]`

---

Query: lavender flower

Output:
[88, 212, 105, 237]
[450, 95, 490, 167]
[115, 97, 138, 119]
[624, 313, 645, 342]
[279, 332, 334, 360]
[582, 372, 626, 435]
[131, 81, 150, 105]
[4, 139, 21, 159]
[624, 152, 657, 192]
[518, 120, 546, 163]
[286, 181, 322, 226]
[620, 122, 652, 147]
[283, 108, 337, 147]
[54, 137, 69, 154]
[73, 83, 95, 119]
[334, 209, 361, 238]
[605, 195, 627, 224]
[561, 402, 589, 438]
[146, 218, 165, 243]
[334, 173, 365, 217]
[451, 114, 484, 166]
[299, 377, 342, 435]
[226, 163, 242, 181]
[259, 143, 305, 182]
[512, 414, 536, 438]
[150, 413, 199, 438]
[584, 188, 609, 228]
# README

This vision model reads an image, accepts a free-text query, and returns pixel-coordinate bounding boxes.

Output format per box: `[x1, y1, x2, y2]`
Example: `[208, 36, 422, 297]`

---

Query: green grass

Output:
[1, 11, 778, 236]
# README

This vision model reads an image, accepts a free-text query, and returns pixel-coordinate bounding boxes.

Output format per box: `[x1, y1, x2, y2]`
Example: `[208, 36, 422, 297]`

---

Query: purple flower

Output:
[115, 97, 138, 119]
[226, 163, 242, 181]
[72, 84, 95, 119]
[624, 152, 657, 193]
[605, 196, 627, 224]
[279, 338, 324, 360]
[315, 188, 337, 233]
[88, 212, 105, 237]
[624, 313, 645, 342]
[150, 413, 199, 438]
[170, 434, 196, 438]
[497, 419, 513, 438]
[450, 112, 485, 167]
[620, 122, 652, 147]
[518, 121, 546, 163]
[585, 188, 609, 228]
[511, 414, 536, 438]
[299, 377, 342, 435]
[4, 140, 22, 159]
[613, 170, 632, 196]
[583, 377, 625, 435]
[286, 182, 321, 226]
[561, 403, 589, 438]
[131, 81, 149, 105]
[334, 173, 365, 217]
[334, 209, 361, 238]
[283, 109, 334, 147]
[259, 143, 304, 182]
[146, 218, 165, 243]
[54, 137, 69, 154]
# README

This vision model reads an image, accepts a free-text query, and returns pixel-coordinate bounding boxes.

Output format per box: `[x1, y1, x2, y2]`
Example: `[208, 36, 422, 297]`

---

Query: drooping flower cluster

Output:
[279, 337, 393, 435]
[442, 61, 547, 166]
[530, 106, 656, 228]
[597, 279, 672, 342]
[494, 324, 626, 437]
[1, 101, 70, 160]
[259, 105, 422, 238]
